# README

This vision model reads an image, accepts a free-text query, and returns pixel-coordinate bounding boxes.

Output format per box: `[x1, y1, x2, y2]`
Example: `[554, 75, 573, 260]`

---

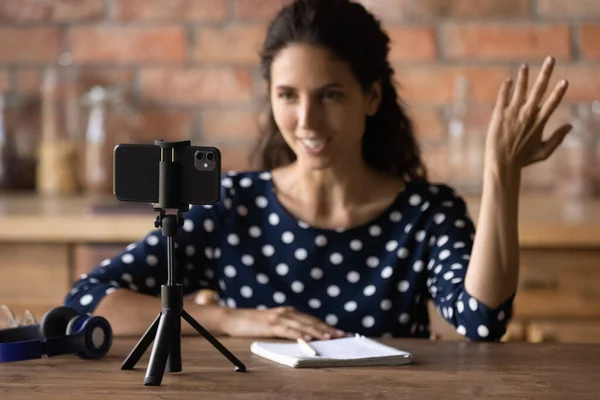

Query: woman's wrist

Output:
[483, 161, 521, 193]
[184, 301, 232, 336]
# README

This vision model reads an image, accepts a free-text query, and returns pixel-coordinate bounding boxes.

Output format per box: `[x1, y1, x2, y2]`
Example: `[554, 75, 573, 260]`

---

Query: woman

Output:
[64, 0, 570, 342]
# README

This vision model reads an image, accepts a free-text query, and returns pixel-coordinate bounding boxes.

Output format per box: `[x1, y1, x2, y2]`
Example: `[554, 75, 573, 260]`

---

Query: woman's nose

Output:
[298, 99, 320, 130]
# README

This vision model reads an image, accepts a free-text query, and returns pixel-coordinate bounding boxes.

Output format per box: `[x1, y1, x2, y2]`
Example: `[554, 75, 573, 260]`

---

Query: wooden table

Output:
[1, 337, 599, 399]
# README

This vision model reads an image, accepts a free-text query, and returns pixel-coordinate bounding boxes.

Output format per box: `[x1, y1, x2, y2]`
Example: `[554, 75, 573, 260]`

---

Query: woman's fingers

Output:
[522, 79, 569, 147]
[193, 289, 219, 306]
[524, 56, 555, 113]
[536, 79, 569, 125]
[272, 324, 307, 341]
[283, 312, 342, 340]
[526, 124, 573, 165]
[282, 317, 330, 340]
[509, 64, 529, 109]
[267, 306, 341, 340]
[494, 78, 513, 113]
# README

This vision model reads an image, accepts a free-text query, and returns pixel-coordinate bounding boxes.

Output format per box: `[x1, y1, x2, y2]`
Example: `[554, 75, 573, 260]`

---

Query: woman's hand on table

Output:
[191, 289, 343, 340]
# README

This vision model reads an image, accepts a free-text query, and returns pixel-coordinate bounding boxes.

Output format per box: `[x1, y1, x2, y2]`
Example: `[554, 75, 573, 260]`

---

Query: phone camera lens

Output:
[206, 152, 215, 161]
[196, 152, 205, 161]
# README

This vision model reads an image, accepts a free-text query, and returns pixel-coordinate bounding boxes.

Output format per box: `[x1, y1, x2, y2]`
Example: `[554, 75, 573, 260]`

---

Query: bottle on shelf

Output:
[36, 55, 80, 196]
[554, 102, 600, 199]
[0, 93, 10, 191]
[445, 75, 485, 194]
[79, 85, 138, 196]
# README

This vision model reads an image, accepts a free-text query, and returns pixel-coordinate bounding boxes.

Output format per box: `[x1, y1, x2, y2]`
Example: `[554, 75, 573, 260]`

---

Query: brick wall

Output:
[0, 0, 599, 187]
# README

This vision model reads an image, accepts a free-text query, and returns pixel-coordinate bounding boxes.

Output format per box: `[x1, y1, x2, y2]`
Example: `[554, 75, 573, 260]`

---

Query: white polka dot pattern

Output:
[64, 172, 512, 343]
[347, 271, 360, 283]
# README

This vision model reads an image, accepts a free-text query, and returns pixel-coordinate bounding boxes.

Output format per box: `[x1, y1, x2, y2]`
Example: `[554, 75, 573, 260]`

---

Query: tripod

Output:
[120, 140, 246, 386]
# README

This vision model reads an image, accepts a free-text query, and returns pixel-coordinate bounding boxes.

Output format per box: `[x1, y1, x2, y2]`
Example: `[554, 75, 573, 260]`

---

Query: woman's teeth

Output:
[301, 138, 326, 149]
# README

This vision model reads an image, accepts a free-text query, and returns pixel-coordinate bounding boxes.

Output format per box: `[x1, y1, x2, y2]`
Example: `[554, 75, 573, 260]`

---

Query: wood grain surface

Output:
[1, 337, 599, 399]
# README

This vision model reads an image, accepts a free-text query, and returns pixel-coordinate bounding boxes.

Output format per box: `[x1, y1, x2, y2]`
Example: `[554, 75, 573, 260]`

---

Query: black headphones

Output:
[0, 306, 113, 363]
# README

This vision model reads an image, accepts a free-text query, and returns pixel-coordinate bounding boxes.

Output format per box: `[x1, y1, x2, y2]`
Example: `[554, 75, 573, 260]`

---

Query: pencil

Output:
[297, 338, 319, 356]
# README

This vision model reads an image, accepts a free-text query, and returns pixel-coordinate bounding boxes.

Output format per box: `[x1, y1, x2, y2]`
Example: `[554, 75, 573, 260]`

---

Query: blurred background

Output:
[0, 1, 600, 344]
[0, 0, 598, 195]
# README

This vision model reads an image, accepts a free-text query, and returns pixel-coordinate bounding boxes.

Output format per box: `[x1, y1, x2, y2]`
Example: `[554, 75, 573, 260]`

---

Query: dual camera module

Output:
[194, 150, 217, 171]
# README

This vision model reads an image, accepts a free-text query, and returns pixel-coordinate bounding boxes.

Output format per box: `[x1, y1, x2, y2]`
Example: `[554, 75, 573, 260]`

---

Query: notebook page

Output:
[251, 336, 410, 364]
[251, 341, 315, 360]
[309, 337, 406, 359]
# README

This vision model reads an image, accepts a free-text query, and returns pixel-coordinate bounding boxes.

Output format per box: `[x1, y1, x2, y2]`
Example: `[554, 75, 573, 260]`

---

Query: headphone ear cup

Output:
[75, 316, 113, 359]
[39, 306, 80, 338]
[66, 315, 85, 336]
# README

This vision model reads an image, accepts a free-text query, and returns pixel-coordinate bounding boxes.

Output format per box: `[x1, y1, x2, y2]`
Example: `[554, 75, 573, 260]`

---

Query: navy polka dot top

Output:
[64, 171, 514, 341]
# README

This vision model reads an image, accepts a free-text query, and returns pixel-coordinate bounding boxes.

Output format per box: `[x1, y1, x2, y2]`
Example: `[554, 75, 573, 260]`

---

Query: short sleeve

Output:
[63, 182, 232, 315]
[425, 187, 514, 342]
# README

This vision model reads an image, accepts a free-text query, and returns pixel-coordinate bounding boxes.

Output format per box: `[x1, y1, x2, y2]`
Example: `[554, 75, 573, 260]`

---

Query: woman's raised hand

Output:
[484, 56, 572, 173]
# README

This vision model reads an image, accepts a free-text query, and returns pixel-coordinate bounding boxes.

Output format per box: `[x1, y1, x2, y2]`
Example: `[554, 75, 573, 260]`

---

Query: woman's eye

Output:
[278, 91, 296, 100]
[323, 91, 343, 100]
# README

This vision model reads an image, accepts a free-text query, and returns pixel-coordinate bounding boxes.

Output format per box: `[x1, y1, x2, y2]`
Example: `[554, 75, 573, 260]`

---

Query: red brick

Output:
[407, 107, 445, 143]
[68, 26, 186, 64]
[18, 68, 134, 95]
[233, 0, 291, 20]
[0, 28, 60, 63]
[195, 26, 267, 64]
[393, 65, 513, 105]
[114, 0, 226, 22]
[528, 64, 600, 103]
[130, 108, 192, 143]
[200, 109, 260, 141]
[356, 0, 404, 21]
[444, 24, 571, 61]
[0, 0, 103, 22]
[235, 0, 405, 22]
[217, 145, 254, 172]
[404, 0, 529, 19]
[387, 26, 437, 62]
[580, 24, 600, 60]
[140, 68, 253, 105]
[537, 0, 600, 17]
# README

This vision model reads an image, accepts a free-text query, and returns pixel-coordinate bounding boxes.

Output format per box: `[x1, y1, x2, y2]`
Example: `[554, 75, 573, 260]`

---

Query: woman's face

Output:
[270, 43, 381, 171]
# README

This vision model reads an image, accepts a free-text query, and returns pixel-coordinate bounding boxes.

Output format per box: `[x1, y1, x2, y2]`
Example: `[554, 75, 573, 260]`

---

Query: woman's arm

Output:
[93, 289, 228, 336]
[464, 165, 520, 308]
[63, 204, 222, 333]
[425, 188, 512, 342]
[465, 56, 571, 308]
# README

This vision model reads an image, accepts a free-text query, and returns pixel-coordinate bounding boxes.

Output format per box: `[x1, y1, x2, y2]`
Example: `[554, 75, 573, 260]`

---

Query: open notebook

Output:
[250, 335, 413, 368]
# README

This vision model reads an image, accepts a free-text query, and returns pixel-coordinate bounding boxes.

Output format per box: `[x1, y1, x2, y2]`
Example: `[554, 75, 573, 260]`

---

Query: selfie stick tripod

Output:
[120, 140, 246, 386]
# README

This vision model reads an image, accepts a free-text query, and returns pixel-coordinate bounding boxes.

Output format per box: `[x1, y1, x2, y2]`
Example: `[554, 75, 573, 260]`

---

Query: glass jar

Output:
[79, 85, 138, 196]
[554, 103, 599, 199]
[445, 76, 486, 194]
[0, 93, 10, 191]
[36, 60, 81, 196]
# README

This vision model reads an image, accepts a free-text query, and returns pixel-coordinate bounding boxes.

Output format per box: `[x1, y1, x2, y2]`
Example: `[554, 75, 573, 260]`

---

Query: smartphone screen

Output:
[113, 144, 221, 206]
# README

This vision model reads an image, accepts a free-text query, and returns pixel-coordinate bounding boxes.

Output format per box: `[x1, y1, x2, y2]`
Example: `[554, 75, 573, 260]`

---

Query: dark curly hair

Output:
[251, 0, 427, 182]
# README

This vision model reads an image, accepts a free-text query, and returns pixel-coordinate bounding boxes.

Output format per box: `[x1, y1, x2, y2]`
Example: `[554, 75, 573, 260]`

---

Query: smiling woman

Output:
[252, 1, 425, 183]
[63, 0, 570, 344]
[269, 44, 380, 168]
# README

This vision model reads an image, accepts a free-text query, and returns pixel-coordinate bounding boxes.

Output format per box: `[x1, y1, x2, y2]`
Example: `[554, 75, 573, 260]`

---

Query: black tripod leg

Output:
[181, 309, 247, 372]
[166, 312, 182, 373]
[144, 310, 174, 386]
[121, 313, 161, 370]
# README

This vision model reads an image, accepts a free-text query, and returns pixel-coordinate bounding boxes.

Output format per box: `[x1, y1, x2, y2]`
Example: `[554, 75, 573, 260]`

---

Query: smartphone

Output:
[113, 143, 221, 206]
